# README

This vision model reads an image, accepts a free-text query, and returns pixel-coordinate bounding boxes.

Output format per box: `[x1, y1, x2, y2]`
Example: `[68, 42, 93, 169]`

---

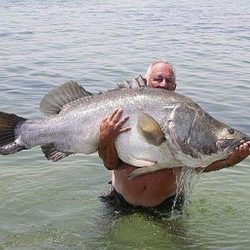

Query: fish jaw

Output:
[226, 136, 250, 152]
[216, 128, 250, 154]
[192, 132, 250, 168]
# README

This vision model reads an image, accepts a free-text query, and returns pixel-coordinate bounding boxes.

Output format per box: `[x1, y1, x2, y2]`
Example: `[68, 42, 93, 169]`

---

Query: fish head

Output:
[215, 126, 249, 154]
[166, 104, 249, 166]
[190, 112, 250, 164]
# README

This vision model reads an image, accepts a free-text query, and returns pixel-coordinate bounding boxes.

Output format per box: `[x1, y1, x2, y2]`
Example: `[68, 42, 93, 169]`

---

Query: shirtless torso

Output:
[112, 164, 180, 207]
[98, 61, 250, 208]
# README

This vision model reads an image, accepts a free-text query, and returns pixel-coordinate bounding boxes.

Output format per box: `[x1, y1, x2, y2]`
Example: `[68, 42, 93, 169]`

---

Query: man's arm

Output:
[202, 141, 250, 173]
[98, 109, 131, 170]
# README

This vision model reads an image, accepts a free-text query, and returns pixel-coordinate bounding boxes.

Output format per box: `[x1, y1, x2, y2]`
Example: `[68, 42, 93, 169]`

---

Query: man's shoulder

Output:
[116, 75, 147, 89]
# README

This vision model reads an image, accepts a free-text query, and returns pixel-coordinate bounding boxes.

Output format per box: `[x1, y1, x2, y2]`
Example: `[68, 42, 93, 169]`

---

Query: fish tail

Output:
[0, 111, 27, 155]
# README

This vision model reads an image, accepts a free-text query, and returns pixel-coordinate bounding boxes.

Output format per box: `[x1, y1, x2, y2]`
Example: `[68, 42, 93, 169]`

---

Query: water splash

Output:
[171, 166, 203, 215]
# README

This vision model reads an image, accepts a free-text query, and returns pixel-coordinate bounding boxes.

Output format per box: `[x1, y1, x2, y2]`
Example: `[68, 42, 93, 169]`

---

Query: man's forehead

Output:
[151, 63, 173, 75]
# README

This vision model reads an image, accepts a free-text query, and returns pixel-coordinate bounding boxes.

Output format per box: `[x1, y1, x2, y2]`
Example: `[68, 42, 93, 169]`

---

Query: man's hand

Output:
[98, 108, 131, 170]
[201, 141, 250, 173]
[226, 141, 250, 166]
[100, 108, 131, 143]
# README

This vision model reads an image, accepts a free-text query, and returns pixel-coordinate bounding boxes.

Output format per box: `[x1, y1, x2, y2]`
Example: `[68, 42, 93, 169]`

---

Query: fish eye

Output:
[228, 128, 234, 134]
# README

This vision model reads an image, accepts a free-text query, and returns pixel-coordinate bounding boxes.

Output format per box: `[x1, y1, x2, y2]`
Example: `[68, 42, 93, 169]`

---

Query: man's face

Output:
[147, 63, 176, 90]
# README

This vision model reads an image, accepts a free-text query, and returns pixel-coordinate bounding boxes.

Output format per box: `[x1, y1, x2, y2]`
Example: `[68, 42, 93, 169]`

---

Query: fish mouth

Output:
[225, 136, 250, 152]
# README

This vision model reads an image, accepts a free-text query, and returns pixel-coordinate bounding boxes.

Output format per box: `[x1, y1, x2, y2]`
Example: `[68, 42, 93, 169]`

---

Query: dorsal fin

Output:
[137, 113, 166, 146]
[40, 81, 92, 115]
[116, 75, 147, 89]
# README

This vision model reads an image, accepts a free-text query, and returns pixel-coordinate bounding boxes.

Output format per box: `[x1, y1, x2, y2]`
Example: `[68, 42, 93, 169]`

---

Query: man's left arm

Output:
[202, 141, 250, 173]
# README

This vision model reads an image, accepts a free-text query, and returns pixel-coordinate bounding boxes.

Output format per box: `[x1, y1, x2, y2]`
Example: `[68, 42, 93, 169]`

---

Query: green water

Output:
[0, 0, 249, 249]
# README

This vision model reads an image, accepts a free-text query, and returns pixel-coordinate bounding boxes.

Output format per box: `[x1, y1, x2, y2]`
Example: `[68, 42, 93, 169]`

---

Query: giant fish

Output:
[0, 81, 249, 177]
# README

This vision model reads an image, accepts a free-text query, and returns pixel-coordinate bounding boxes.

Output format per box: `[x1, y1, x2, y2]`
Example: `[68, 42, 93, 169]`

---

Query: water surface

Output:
[0, 0, 249, 249]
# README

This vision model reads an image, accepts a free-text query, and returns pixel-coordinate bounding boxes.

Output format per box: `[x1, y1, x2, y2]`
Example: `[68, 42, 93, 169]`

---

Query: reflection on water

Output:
[0, 0, 250, 249]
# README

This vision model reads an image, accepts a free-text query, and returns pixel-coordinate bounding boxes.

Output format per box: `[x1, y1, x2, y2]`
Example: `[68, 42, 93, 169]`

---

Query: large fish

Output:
[0, 81, 249, 177]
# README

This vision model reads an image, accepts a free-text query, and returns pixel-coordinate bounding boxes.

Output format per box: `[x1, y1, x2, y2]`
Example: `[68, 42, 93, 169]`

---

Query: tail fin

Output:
[0, 111, 27, 155]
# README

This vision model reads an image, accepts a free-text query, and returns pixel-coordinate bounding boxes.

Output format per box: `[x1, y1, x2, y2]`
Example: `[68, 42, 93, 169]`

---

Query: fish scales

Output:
[0, 83, 249, 177]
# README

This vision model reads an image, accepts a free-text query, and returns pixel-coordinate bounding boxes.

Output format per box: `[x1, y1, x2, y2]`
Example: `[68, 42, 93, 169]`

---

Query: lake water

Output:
[0, 0, 249, 249]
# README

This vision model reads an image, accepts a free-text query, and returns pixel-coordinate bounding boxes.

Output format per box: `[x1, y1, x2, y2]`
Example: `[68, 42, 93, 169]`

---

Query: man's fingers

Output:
[120, 127, 131, 133]
[235, 141, 250, 151]
[101, 117, 108, 123]
[112, 109, 123, 123]
[234, 142, 250, 159]
[103, 109, 130, 135]
[238, 142, 250, 151]
[244, 141, 250, 148]
[108, 108, 120, 121]
[117, 116, 129, 127]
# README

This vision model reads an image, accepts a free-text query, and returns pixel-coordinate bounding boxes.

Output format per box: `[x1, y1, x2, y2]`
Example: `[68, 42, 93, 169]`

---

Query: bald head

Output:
[145, 61, 176, 90]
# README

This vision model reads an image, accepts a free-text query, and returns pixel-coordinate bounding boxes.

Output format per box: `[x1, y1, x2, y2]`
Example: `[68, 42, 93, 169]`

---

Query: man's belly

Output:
[112, 164, 180, 207]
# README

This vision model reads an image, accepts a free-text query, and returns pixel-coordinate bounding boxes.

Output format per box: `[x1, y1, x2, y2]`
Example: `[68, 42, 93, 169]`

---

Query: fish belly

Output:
[115, 125, 174, 168]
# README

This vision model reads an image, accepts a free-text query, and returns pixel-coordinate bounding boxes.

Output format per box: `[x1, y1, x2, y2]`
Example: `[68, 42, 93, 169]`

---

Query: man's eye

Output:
[154, 78, 162, 82]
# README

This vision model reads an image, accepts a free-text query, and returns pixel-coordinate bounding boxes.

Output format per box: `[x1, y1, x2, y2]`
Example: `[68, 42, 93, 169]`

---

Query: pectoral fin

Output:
[129, 161, 180, 178]
[129, 165, 161, 178]
[127, 155, 156, 167]
[41, 143, 72, 161]
[137, 113, 165, 146]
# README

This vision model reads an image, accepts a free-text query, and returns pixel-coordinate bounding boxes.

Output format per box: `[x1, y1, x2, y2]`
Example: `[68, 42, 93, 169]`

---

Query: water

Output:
[0, 0, 249, 249]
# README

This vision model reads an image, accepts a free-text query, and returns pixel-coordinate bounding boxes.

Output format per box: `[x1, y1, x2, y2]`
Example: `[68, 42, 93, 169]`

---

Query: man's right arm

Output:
[98, 109, 131, 170]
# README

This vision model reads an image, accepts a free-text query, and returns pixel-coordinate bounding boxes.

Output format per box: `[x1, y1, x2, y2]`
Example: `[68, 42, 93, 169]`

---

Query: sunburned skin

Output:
[98, 61, 250, 208]
[112, 163, 181, 207]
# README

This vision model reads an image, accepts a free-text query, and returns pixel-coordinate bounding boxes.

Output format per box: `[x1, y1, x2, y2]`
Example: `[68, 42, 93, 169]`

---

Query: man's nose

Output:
[159, 79, 175, 90]
[160, 79, 168, 87]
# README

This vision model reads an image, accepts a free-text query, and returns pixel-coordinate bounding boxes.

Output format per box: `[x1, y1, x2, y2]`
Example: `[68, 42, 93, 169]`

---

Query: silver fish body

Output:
[0, 82, 248, 177]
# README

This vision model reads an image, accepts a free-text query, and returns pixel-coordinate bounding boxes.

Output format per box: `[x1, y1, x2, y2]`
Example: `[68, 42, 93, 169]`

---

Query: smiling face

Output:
[146, 62, 176, 90]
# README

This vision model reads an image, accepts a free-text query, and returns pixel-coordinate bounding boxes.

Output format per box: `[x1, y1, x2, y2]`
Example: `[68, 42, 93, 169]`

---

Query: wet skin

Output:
[98, 62, 250, 207]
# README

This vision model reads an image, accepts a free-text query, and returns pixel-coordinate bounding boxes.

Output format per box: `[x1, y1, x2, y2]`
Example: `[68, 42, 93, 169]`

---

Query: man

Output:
[98, 60, 250, 213]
